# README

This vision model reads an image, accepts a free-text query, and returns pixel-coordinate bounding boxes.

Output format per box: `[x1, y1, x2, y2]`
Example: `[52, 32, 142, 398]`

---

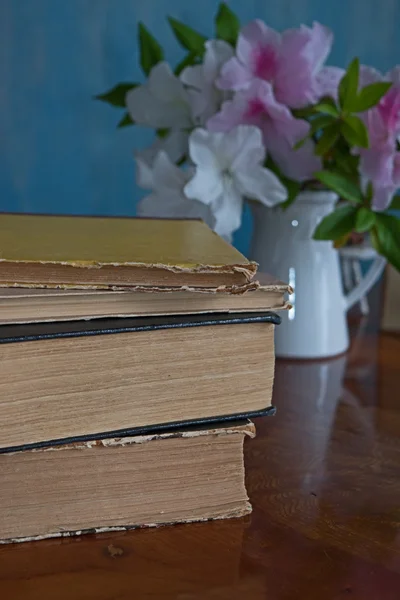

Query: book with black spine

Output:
[0, 311, 279, 453]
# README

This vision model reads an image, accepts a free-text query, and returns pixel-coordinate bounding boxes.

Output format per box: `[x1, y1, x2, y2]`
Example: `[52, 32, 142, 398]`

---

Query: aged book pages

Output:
[0, 422, 255, 544]
[0, 215, 256, 288]
[0, 273, 291, 324]
[0, 314, 275, 449]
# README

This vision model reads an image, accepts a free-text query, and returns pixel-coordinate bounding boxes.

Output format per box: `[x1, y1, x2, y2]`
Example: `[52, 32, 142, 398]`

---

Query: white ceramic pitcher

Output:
[249, 191, 386, 359]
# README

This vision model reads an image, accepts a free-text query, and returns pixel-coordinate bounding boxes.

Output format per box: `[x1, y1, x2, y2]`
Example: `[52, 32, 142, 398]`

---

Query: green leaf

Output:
[375, 214, 400, 271]
[365, 181, 374, 203]
[310, 114, 337, 133]
[215, 2, 240, 45]
[314, 102, 339, 117]
[138, 23, 164, 75]
[388, 195, 400, 210]
[351, 81, 392, 112]
[117, 112, 134, 128]
[156, 128, 169, 138]
[355, 206, 376, 232]
[168, 17, 206, 55]
[314, 171, 363, 204]
[174, 51, 198, 75]
[294, 114, 336, 147]
[334, 148, 360, 176]
[339, 58, 360, 111]
[318, 96, 338, 109]
[293, 136, 309, 150]
[95, 83, 137, 107]
[313, 205, 357, 241]
[341, 115, 369, 148]
[291, 105, 316, 119]
[315, 124, 340, 156]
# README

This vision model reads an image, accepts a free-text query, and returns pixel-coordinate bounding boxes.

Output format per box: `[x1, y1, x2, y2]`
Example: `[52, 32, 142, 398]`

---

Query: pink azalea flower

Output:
[356, 65, 400, 209]
[363, 148, 400, 211]
[358, 65, 400, 147]
[315, 66, 344, 101]
[217, 20, 333, 108]
[207, 80, 321, 181]
[358, 144, 400, 210]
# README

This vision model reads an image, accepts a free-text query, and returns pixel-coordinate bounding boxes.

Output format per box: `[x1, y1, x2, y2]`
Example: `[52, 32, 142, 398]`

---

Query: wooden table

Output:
[1, 319, 399, 599]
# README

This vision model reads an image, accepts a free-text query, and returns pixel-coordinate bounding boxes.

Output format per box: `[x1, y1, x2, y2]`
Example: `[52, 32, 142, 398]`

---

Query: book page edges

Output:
[0, 280, 292, 295]
[0, 258, 258, 278]
[0, 503, 252, 545]
[4, 421, 256, 456]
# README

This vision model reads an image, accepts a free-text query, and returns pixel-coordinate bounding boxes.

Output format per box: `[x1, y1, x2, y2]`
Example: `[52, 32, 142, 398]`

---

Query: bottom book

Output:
[0, 421, 255, 544]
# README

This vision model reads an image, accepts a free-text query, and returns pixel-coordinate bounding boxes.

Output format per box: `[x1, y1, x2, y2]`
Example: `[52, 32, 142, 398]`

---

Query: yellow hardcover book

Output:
[0, 214, 257, 290]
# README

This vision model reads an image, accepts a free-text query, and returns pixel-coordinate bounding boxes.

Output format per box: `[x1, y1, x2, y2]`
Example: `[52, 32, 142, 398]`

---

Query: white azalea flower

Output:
[184, 126, 287, 238]
[135, 130, 189, 189]
[126, 62, 193, 129]
[181, 40, 234, 124]
[137, 151, 215, 228]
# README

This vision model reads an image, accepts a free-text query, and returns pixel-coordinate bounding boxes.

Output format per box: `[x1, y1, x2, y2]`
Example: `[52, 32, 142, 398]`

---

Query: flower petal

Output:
[359, 65, 383, 88]
[184, 169, 224, 206]
[188, 128, 223, 168]
[138, 192, 215, 226]
[270, 134, 322, 181]
[203, 39, 235, 80]
[234, 166, 287, 206]
[212, 184, 243, 238]
[126, 62, 192, 129]
[151, 151, 187, 192]
[393, 152, 400, 185]
[126, 85, 154, 127]
[217, 57, 253, 90]
[135, 130, 189, 189]
[148, 62, 185, 99]
[135, 155, 154, 190]
[276, 22, 333, 107]
[209, 79, 313, 173]
[388, 66, 400, 86]
[372, 186, 394, 211]
[183, 40, 234, 123]
[206, 93, 247, 131]
[225, 125, 265, 170]
[305, 22, 333, 72]
[237, 20, 280, 66]
[180, 64, 204, 89]
[316, 66, 345, 100]
[359, 145, 395, 187]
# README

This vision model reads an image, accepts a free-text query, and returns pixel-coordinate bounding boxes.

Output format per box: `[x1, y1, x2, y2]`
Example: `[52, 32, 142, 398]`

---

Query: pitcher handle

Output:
[345, 256, 386, 312]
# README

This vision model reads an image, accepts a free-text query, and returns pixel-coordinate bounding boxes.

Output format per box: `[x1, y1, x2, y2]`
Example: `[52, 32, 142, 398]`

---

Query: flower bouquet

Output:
[97, 2, 400, 272]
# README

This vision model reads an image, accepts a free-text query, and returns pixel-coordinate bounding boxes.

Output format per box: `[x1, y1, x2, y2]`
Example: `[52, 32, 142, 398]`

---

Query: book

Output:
[0, 273, 290, 324]
[0, 421, 255, 544]
[0, 312, 278, 451]
[0, 214, 257, 290]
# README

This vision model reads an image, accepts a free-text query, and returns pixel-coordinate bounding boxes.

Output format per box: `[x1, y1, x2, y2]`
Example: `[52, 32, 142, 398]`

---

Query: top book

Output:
[0, 214, 257, 290]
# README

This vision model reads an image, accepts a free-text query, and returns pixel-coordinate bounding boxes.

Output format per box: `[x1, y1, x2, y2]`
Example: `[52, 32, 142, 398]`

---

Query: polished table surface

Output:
[1, 318, 399, 599]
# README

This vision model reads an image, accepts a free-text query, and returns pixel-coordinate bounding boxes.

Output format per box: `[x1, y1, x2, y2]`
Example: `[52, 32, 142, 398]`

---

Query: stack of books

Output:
[0, 213, 290, 544]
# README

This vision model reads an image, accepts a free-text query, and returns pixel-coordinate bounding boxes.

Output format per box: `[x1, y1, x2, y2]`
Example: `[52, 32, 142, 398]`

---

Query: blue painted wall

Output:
[1, 0, 399, 253]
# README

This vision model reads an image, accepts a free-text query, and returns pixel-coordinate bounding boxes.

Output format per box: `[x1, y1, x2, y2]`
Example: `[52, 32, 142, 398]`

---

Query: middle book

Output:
[0, 312, 279, 452]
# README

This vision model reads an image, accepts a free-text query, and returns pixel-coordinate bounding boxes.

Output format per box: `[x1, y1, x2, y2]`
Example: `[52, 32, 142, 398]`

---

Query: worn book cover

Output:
[0, 214, 257, 290]
[0, 272, 291, 324]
